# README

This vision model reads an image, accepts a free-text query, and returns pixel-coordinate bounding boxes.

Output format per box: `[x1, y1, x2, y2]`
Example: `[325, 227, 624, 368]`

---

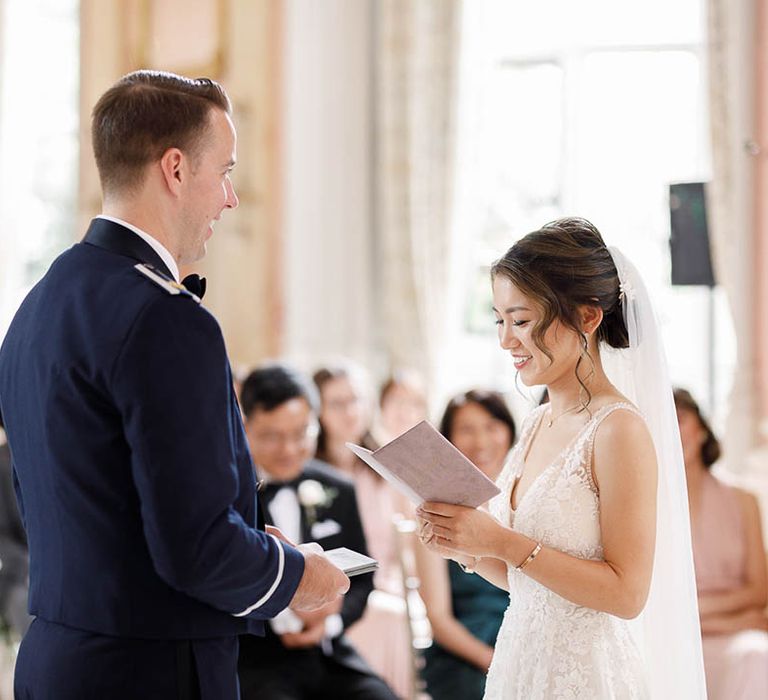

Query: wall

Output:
[79, 0, 283, 367]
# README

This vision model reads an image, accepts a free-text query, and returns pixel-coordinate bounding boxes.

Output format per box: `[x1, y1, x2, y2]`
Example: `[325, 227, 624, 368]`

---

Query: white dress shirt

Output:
[262, 473, 343, 642]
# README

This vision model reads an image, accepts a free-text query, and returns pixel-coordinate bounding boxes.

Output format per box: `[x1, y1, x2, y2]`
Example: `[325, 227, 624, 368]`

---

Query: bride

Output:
[417, 218, 706, 698]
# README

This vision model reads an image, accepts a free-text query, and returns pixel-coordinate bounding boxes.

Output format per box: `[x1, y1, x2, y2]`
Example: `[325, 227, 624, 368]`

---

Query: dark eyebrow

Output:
[492, 305, 531, 314]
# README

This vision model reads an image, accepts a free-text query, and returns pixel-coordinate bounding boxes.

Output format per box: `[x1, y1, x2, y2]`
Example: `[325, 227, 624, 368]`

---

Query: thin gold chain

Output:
[546, 403, 582, 428]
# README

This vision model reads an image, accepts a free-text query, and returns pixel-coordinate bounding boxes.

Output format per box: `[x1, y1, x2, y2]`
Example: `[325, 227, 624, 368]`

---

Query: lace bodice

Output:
[483, 402, 649, 699]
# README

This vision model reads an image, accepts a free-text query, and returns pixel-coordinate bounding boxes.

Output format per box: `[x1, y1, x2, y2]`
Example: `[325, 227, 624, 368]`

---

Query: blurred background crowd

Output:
[1, 0, 768, 697]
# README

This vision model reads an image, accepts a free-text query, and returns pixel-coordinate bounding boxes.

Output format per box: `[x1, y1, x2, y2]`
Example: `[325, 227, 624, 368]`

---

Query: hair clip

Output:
[618, 279, 636, 303]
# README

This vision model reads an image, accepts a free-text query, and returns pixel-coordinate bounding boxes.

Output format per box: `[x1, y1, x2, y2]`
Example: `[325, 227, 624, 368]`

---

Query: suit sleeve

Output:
[339, 484, 374, 629]
[111, 295, 304, 619]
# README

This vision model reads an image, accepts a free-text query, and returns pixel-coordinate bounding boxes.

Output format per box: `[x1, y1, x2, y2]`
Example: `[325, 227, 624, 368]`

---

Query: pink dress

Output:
[332, 458, 414, 699]
[691, 473, 768, 700]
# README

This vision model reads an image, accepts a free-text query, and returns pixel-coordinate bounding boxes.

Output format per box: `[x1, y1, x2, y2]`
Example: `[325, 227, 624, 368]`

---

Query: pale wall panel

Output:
[78, 0, 282, 365]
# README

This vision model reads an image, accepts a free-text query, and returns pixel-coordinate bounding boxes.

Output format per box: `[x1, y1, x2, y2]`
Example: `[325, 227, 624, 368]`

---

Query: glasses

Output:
[252, 422, 320, 450]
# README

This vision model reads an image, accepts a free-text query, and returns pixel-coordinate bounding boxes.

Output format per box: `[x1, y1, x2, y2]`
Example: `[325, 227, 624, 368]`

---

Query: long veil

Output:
[603, 247, 707, 698]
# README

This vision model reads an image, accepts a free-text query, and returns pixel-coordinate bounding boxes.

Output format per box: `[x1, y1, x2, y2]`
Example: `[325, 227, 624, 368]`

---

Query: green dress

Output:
[421, 560, 508, 699]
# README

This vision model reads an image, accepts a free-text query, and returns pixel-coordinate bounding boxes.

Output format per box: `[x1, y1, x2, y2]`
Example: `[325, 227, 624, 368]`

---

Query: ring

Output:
[418, 522, 433, 543]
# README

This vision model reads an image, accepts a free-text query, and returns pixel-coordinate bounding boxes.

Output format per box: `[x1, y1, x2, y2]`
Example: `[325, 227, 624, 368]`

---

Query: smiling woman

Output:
[418, 217, 706, 698]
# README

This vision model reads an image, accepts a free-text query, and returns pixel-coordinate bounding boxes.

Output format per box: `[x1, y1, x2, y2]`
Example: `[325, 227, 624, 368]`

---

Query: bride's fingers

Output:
[430, 524, 453, 540]
[418, 511, 453, 527]
[419, 502, 461, 517]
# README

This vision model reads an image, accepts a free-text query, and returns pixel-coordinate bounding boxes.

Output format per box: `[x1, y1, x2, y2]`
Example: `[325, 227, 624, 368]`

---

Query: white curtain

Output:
[375, 0, 462, 397]
[706, 0, 759, 472]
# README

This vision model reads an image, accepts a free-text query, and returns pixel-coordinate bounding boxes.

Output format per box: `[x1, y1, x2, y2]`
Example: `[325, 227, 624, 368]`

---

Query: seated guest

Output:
[415, 390, 516, 700]
[375, 369, 428, 444]
[238, 364, 397, 700]
[313, 362, 403, 591]
[314, 362, 414, 698]
[674, 388, 768, 700]
[0, 408, 30, 639]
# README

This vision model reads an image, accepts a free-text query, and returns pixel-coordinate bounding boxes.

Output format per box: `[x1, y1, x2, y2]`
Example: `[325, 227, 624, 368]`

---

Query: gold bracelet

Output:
[515, 542, 542, 571]
[458, 556, 479, 574]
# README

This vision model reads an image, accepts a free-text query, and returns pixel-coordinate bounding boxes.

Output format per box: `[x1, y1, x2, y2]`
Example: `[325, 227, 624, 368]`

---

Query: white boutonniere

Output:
[297, 479, 338, 526]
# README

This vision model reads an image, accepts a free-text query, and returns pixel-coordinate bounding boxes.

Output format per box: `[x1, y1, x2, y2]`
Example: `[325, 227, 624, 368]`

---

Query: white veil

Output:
[603, 247, 707, 698]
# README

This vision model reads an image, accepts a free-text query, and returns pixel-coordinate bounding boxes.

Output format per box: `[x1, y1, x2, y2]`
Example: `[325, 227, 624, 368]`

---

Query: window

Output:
[449, 0, 731, 427]
[0, 0, 80, 337]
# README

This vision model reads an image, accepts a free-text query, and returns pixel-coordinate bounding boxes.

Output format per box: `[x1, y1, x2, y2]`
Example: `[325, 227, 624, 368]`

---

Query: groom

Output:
[0, 71, 348, 699]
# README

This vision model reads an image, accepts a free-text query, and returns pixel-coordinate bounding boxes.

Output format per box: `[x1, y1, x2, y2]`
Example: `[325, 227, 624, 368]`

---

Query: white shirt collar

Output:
[96, 214, 180, 282]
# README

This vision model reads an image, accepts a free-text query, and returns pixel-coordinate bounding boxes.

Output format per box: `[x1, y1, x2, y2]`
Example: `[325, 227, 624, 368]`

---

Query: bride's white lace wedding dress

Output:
[484, 402, 649, 699]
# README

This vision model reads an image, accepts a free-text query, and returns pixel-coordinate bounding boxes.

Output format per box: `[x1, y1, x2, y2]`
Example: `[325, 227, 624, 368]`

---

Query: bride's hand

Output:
[417, 501, 504, 558]
[416, 521, 469, 561]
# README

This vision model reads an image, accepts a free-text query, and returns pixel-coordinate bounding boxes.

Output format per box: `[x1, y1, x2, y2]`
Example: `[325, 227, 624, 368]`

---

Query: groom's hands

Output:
[417, 502, 504, 559]
[289, 542, 350, 612]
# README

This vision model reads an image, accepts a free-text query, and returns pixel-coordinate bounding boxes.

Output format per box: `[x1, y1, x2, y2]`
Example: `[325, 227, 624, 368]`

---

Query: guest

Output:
[0, 408, 31, 638]
[238, 363, 396, 700]
[313, 362, 399, 590]
[415, 390, 515, 700]
[674, 388, 768, 700]
[376, 369, 428, 444]
[313, 362, 413, 698]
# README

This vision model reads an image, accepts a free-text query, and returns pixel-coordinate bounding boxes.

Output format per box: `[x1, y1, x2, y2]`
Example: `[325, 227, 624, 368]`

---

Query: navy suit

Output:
[0, 218, 305, 699]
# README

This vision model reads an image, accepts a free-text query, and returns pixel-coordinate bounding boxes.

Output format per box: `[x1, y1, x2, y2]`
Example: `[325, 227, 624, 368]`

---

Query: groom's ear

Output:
[580, 305, 604, 335]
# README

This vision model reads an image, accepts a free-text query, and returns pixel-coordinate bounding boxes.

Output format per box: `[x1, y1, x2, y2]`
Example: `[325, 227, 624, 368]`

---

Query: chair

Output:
[392, 514, 432, 700]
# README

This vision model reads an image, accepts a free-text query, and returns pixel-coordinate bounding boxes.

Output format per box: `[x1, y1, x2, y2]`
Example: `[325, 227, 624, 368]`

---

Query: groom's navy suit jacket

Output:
[0, 218, 304, 699]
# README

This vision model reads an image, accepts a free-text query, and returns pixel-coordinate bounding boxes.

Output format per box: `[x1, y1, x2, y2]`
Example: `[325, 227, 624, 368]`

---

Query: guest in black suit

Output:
[238, 364, 398, 700]
[0, 408, 30, 638]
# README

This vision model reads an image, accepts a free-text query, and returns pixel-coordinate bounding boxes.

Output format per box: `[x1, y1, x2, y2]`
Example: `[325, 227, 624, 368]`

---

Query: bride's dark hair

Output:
[491, 217, 629, 405]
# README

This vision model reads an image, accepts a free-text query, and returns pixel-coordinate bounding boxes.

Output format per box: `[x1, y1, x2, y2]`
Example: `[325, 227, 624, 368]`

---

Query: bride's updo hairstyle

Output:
[491, 218, 630, 401]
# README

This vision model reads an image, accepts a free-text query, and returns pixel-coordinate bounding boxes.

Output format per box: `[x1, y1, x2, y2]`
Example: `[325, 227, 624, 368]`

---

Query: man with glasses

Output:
[238, 363, 397, 700]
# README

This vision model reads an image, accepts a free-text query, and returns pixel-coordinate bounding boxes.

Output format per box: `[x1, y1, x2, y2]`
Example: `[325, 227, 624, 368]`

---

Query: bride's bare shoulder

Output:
[591, 405, 657, 486]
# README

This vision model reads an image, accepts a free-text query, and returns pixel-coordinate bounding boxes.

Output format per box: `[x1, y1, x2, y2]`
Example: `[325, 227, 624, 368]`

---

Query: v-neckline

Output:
[508, 402, 628, 513]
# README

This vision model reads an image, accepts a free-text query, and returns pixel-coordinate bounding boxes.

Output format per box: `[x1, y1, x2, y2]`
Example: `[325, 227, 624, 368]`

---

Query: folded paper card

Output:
[324, 547, 379, 576]
[346, 420, 501, 507]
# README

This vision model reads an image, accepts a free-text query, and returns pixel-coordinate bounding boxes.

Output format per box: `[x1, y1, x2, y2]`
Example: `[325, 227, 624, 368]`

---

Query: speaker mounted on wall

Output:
[669, 182, 716, 287]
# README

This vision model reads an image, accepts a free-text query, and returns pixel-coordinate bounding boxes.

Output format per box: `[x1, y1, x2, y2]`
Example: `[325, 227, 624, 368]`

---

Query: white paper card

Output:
[324, 547, 379, 576]
[346, 420, 501, 508]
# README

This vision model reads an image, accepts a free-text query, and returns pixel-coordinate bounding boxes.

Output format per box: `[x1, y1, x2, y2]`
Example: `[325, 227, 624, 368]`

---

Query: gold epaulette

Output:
[134, 264, 201, 304]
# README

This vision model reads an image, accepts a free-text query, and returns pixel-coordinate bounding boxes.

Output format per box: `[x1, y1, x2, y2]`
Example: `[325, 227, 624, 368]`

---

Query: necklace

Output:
[546, 403, 582, 428]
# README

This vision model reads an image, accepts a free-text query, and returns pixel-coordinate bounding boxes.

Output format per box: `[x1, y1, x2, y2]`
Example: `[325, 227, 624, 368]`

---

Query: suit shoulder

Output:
[114, 278, 223, 371]
[133, 264, 202, 304]
[304, 460, 355, 492]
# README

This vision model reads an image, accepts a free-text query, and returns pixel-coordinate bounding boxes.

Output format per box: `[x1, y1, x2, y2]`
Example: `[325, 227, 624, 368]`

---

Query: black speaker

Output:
[669, 182, 716, 286]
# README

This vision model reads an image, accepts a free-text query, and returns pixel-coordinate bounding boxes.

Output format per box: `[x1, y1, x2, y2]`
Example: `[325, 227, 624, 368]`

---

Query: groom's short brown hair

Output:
[91, 70, 231, 194]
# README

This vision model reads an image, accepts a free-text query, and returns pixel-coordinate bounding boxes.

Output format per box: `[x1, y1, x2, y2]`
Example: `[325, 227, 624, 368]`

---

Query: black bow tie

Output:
[259, 478, 302, 502]
[181, 274, 206, 300]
